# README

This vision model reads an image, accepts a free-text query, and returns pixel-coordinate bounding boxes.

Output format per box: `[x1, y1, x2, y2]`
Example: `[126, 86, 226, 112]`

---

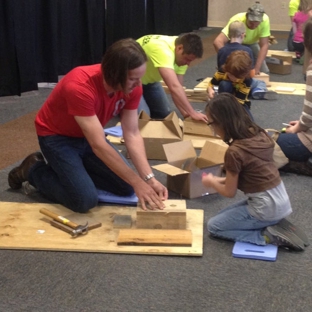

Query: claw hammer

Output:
[39, 208, 88, 237]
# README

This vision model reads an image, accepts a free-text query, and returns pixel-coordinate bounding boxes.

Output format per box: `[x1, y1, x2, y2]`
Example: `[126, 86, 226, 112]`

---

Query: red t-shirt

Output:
[35, 64, 141, 137]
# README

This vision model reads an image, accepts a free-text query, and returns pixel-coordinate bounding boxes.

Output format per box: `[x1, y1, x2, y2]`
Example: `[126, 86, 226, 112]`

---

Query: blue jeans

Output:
[207, 200, 279, 245]
[29, 135, 134, 212]
[277, 132, 312, 161]
[138, 82, 172, 118]
[245, 43, 269, 74]
[250, 78, 267, 97]
[218, 80, 254, 120]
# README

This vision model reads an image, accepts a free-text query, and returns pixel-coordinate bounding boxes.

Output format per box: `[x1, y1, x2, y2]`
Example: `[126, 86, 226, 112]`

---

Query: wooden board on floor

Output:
[0, 201, 203, 256]
[267, 50, 296, 58]
[268, 81, 305, 96]
[194, 78, 305, 96]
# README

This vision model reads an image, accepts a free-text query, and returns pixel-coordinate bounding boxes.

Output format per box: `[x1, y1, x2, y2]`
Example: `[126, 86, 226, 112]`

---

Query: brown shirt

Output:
[297, 63, 312, 152]
[224, 131, 281, 194]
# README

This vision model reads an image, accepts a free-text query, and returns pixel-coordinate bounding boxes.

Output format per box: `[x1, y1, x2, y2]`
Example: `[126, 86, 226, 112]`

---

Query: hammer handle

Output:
[39, 208, 79, 229]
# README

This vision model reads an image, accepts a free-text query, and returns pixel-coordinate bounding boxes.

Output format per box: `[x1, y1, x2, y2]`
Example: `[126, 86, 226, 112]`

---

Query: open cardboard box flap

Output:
[139, 111, 183, 139]
[138, 111, 183, 160]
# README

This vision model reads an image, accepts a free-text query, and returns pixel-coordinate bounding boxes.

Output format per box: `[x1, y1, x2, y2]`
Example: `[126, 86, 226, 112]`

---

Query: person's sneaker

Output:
[252, 90, 278, 100]
[8, 152, 44, 189]
[279, 160, 312, 176]
[263, 224, 305, 251]
[277, 218, 309, 247]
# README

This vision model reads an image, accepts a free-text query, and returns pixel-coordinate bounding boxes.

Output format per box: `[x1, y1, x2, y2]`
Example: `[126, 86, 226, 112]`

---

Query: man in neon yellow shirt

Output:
[287, 0, 300, 51]
[289, 0, 300, 23]
[213, 2, 270, 74]
[137, 33, 207, 122]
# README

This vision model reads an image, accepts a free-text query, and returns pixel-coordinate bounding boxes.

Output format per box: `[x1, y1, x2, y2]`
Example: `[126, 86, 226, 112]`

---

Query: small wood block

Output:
[113, 215, 132, 229]
[117, 229, 192, 246]
[136, 204, 187, 229]
[254, 72, 271, 87]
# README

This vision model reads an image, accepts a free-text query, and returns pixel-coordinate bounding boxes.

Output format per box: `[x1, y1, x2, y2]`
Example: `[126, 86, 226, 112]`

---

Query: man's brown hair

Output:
[222, 50, 252, 79]
[101, 38, 147, 93]
[175, 33, 203, 58]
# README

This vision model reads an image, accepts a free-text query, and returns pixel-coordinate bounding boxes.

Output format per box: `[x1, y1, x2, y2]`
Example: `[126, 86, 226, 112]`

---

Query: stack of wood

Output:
[269, 35, 278, 45]
[161, 81, 207, 102]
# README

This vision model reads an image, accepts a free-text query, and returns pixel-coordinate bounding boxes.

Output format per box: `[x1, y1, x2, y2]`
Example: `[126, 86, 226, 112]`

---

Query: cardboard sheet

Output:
[0, 201, 203, 256]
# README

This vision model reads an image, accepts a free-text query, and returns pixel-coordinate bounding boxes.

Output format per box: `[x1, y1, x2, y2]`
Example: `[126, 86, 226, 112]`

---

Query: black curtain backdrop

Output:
[0, 0, 207, 96]
[150, 0, 208, 35]
[105, 0, 150, 47]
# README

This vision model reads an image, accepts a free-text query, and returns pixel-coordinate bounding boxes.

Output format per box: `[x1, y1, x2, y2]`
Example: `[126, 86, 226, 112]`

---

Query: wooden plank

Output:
[0, 201, 203, 256]
[267, 50, 296, 58]
[194, 78, 305, 96]
[117, 229, 192, 246]
[268, 81, 305, 96]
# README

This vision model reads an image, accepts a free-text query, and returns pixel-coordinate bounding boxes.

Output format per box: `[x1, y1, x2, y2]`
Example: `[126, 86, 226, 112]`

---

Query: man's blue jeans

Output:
[277, 133, 312, 161]
[28, 135, 134, 212]
[138, 82, 172, 118]
[207, 199, 279, 245]
[245, 43, 269, 74]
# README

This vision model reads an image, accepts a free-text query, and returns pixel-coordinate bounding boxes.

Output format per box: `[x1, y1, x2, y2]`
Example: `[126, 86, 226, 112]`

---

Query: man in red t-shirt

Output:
[8, 38, 168, 212]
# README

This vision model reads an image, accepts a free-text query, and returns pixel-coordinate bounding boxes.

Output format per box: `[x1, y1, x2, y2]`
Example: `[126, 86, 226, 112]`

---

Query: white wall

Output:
[208, 0, 291, 31]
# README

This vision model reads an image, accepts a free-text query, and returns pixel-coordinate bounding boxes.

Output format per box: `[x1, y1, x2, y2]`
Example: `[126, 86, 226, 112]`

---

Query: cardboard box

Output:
[183, 117, 215, 137]
[152, 140, 228, 198]
[266, 55, 292, 75]
[138, 111, 183, 160]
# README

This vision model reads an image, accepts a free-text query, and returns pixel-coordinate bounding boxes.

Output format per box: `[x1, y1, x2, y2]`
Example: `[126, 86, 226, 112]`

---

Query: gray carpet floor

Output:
[1, 30, 312, 312]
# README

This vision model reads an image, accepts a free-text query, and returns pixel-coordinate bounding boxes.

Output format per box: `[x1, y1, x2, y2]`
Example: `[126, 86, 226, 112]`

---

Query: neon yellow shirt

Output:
[221, 13, 271, 45]
[289, 0, 300, 16]
[137, 35, 188, 85]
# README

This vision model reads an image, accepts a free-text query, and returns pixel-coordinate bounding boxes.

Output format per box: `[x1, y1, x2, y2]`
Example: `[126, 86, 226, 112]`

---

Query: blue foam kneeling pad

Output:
[97, 189, 138, 205]
[232, 241, 278, 261]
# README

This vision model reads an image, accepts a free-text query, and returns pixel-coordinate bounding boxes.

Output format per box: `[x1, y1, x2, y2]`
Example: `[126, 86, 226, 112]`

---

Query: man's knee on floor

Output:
[68, 193, 98, 213]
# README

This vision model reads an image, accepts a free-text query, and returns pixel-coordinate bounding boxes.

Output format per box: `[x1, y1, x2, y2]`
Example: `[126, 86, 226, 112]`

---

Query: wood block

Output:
[113, 215, 132, 229]
[136, 204, 187, 229]
[117, 229, 192, 246]
[254, 72, 271, 87]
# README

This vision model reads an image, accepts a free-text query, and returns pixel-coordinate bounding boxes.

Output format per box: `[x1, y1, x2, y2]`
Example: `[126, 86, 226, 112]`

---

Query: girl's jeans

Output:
[207, 199, 279, 245]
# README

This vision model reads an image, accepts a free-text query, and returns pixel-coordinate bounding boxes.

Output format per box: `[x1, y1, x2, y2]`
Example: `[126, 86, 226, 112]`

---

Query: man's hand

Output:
[134, 178, 168, 211]
[189, 111, 208, 123]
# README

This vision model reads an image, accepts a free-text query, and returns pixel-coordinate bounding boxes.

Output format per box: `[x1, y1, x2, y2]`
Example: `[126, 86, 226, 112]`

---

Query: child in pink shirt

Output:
[292, 0, 312, 59]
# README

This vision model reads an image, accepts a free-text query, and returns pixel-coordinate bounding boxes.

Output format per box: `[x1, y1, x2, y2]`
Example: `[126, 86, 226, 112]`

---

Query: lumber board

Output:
[0, 200, 203, 256]
[117, 229, 192, 246]
[267, 50, 296, 58]
[268, 81, 305, 96]
[194, 78, 305, 96]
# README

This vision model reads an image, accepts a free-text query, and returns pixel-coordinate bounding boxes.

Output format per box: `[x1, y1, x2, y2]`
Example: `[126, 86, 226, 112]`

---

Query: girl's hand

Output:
[202, 172, 215, 187]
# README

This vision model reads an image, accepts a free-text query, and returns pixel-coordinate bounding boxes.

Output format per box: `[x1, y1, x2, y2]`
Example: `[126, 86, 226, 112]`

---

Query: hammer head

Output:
[71, 222, 89, 237]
